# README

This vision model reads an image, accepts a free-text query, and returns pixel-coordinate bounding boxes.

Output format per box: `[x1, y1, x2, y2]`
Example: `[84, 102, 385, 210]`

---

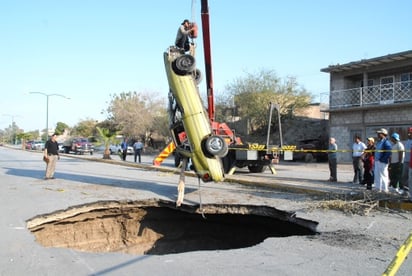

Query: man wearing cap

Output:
[389, 132, 405, 193]
[374, 128, 392, 192]
[401, 127, 412, 192]
[175, 19, 194, 52]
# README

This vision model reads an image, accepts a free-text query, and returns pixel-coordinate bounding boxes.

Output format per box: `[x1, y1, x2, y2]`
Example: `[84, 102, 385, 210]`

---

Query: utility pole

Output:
[29, 92, 70, 138]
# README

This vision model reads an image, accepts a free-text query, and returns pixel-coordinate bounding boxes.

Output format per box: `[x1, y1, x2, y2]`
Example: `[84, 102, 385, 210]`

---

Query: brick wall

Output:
[329, 104, 412, 162]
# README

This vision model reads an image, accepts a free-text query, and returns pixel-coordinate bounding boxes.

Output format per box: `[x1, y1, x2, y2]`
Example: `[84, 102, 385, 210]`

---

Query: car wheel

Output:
[222, 153, 235, 173]
[174, 152, 181, 167]
[248, 165, 266, 173]
[193, 68, 202, 84]
[202, 136, 228, 158]
[304, 153, 314, 163]
[172, 54, 195, 75]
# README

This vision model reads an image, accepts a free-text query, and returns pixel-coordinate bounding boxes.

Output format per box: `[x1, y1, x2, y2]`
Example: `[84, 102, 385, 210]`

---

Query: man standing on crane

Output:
[175, 19, 195, 52]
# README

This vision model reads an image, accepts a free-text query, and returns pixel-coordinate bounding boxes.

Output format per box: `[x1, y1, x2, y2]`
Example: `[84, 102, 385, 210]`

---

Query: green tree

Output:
[17, 132, 33, 149]
[149, 107, 170, 144]
[3, 121, 23, 144]
[224, 69, 312, 133]
[55, 122, 69, 135]
[106, 91, 167, 140]
[72, 119, 98, 138]
[96, 126, 118, 159]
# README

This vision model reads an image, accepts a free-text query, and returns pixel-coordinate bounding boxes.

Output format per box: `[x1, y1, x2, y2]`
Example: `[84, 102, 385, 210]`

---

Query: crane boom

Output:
[200, 0, 214, 122]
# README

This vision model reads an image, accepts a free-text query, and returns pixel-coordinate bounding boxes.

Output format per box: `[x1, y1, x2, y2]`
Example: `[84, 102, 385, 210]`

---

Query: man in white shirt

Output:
[401, 127, 412, 192]
[352, 135, 367, 184]
[389, 132, 405, 193]
[133, 139, 144, 163]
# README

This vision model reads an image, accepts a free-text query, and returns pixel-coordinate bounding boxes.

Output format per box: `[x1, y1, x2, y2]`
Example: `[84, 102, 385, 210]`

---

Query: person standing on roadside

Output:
[121, 138, 128, 161]
[362, 137, 375, 190]
[374, 128, 392, 193]
[389, 132, 405, 193]
[43, 133, 59, 180]
[133, 139, 144, 163]
[327, 137, 338, 182]
[352, 135, 367, 184]
[408, 148, 412, 201]
[401, 127, 412, 192]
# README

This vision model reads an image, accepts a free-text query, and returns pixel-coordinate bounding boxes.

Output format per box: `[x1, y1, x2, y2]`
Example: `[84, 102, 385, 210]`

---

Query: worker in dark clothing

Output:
[175, 19, 194, 52]
[43, 133, 60, 180]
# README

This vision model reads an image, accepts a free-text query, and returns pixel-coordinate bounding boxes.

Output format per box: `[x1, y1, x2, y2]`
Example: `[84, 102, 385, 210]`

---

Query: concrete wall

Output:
[329, 104, 412, 162]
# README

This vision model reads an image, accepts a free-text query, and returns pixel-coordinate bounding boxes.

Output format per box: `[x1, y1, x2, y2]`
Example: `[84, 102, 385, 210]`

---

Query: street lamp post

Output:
[29, 92, 70, 137]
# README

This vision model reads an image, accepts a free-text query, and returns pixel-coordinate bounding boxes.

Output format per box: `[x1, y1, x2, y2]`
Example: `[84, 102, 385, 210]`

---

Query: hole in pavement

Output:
[27, 199, 318, 255]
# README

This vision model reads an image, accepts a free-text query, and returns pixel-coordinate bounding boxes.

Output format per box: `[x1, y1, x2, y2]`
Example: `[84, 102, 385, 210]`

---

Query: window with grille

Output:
[380, 76, 394, 104]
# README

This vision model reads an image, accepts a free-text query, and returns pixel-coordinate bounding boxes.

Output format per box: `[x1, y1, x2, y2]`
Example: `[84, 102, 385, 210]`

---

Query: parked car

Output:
[25, 140, 34, 150]
[109, 144, 134, 155]
[58, 143, 65, 153]
[63, 138, 94, 155]
[293, 138, 328, 162]
[26, 140, 45, 151]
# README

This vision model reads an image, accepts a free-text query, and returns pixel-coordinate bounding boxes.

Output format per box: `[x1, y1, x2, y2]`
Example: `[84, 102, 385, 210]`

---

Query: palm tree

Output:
[17, 133, 33, 150]
[96, 126, 118, 159]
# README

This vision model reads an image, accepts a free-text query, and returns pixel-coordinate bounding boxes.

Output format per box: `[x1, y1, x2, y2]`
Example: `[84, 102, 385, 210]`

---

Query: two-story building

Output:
[321, 50, 412, 162]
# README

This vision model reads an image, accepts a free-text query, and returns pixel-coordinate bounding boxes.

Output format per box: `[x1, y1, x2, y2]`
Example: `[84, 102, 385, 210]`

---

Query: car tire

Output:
[222, 153, 235, 173]
[248, 165, 266, 173]
[172, 54, 195, 75]
[193, 68, 202, 84]
[202, 136, 228, 158]
[174, 152, 181, 167]
[304, 153, 314, 163]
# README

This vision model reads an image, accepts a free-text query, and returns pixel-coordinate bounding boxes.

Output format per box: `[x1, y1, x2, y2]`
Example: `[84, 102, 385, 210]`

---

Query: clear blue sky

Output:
[1, 0, 411, 132]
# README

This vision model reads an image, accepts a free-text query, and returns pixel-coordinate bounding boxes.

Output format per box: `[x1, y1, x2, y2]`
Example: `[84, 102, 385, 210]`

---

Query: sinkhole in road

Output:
[27, 199, 318, 255]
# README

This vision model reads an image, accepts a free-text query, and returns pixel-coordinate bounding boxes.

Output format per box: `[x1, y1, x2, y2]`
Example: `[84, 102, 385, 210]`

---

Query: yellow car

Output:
[163, 46, 227, 182]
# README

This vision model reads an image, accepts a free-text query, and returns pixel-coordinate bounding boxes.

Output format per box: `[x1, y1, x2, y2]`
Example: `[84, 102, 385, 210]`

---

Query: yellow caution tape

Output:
[228, 145, 405, 153]
[382, 232, 412, 276]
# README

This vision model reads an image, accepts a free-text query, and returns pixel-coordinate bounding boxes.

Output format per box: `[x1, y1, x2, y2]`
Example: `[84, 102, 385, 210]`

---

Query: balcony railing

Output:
[330, 80, 412, 109]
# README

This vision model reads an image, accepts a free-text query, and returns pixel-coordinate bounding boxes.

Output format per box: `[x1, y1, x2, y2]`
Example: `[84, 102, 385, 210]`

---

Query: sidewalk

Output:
[89, 151, 394, 199]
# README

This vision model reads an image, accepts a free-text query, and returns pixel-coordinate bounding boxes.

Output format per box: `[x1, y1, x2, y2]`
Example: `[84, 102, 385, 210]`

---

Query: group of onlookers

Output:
[328, 127, 412, 201]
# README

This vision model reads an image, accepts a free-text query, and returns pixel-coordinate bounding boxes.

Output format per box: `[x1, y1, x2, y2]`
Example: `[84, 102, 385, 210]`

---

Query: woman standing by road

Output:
[362, 137, 375, 190]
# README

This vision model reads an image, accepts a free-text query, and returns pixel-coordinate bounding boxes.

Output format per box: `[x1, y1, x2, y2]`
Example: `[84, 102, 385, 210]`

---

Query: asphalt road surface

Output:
[1, 146, 411, 276]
